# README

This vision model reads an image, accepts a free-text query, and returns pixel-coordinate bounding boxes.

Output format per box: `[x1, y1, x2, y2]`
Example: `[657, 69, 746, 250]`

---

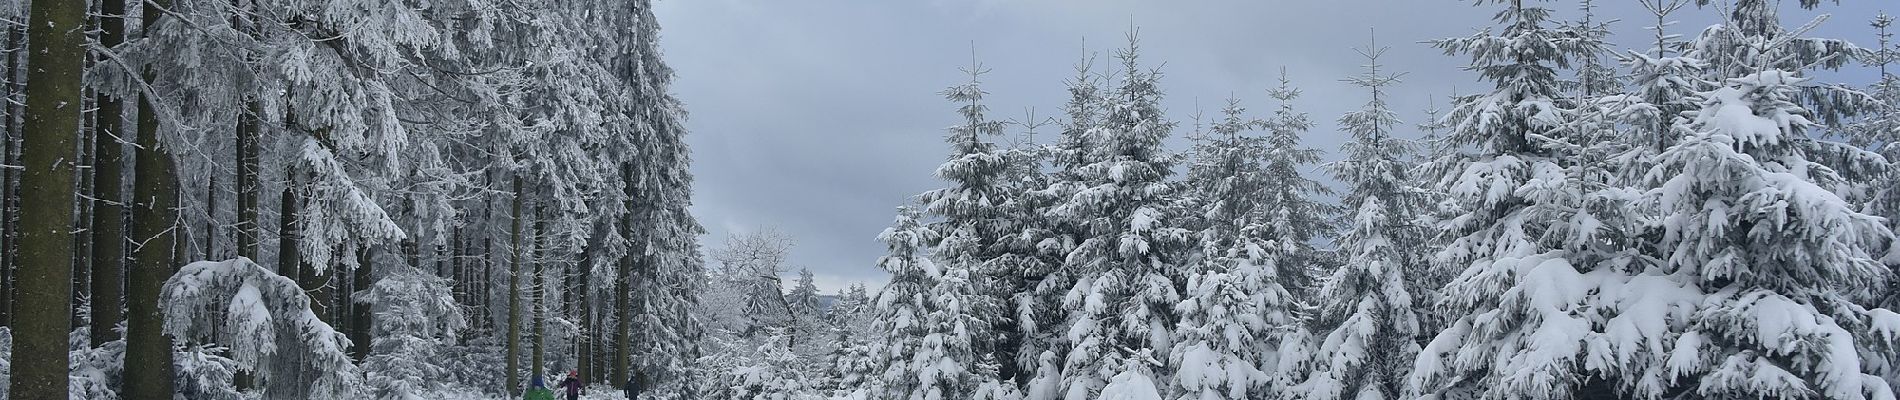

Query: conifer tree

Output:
[1856, 12, 1900, 237]
[1405, 1, 1593, 398]
[1595, 2, 1900, 398]
[1630, 59, 1899, 400]
[916, 56, 1015, 390]
[1166, 97, 1286, 400]
[1284, 37, 1422, 400]
[1023, 56, 1105, 397]
[1616, 0, 1706, 159]
[1045, 34, 1192, 400]
[865, 207, 954, 398]
[1258, 71, 1336, 297]
[790, 268, 822, 317]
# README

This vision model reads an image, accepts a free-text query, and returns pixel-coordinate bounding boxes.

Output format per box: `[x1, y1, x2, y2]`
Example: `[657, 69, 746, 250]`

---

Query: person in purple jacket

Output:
[554, 370, 584, 400]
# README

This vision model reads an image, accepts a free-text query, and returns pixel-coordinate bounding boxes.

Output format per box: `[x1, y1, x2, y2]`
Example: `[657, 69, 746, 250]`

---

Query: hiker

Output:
[623, 372, 645, 400]
[523, 375, 555, 400]
[555, 370, 584, 400]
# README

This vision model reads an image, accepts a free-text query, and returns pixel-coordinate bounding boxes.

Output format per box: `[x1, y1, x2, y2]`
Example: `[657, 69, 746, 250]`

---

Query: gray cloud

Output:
[654, 0, 1887, 293]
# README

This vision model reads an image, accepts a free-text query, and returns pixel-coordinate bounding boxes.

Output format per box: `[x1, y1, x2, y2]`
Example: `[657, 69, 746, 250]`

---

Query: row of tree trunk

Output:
[2, 0, 176, 398]
[0, 1, 666, 397]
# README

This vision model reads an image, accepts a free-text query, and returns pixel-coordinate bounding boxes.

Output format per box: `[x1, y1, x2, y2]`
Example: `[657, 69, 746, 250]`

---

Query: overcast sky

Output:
[652, 1, 1886, 294]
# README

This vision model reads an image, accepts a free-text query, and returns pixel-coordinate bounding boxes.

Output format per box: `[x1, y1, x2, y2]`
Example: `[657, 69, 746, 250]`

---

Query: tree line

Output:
[717, 0, 1900, 399]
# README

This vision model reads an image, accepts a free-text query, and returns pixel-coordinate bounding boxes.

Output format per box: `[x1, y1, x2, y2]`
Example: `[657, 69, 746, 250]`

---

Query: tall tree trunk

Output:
[235, 105, 258, 260]
[250, 173, 297, 393]
[451, 226, 464, 312]
[612, 163, 637, 385]
[71, 93, 92, 330]
[530, 202, 547, 382]
[123, 1, 178, 397]
[577, 252, 592, 384]
[171, 183, 184, 270]
[611, 246, 632, 386]
[279, 173, 299, 286]
[482, 236, 492, 333]
[70, 30, 93, 326]
[10, 0, 87, 395]
[89, 0, 128, 347]
[436, 242, 447, 278]
[203, 174, 216, 259]
[505, 174, 524, 393]
[350, 244, 372, 363]
[0, 20, 26, 328]
[0, 19, 9, 331]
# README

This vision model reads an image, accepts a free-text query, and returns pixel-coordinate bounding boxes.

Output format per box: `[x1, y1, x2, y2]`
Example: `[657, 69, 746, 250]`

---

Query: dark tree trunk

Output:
[612, 163, 639, 385]
[88, 0, 128, 348]
[71, 90, 92, 330]
[203, 174, 216, 259]
[577, 252, 592, 384]
[0, 20, 26, 329]
[123, 1, 178, 397]
[505, 174, 524, 393]
[530, 202, 547, 382]
[350, 245, 373, 363]
[235, 94, 259, 261]
[451, 226, 464, 312]
[10, 0, 87, 395]
[279, 173, 299, 285]
[612, 233, 634, 385]
[482, 236, 492, 333]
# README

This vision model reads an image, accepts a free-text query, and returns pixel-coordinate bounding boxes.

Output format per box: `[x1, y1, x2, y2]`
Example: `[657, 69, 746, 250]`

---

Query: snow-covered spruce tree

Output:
[1167, 96, 1293, 400]
[1045, 34, 1192, 400]
[1023, 55, 1108, 400]
[1257, 71, 1337, 299]
[1283, 39, 1423, 400]
[787, 268, 835, 369]
[1096, 351, 1165, 400]
[1866, 16, 1900, 341]
[790, 269, 823, 320]
[355, 263, 467, 399]
[1694, 0, 1886, 202]
[1630, 67, 1900, 399]
[1614, 0, 1708, 165]
[820, 283, 879, 395]
[1409, 95, 1463, 332]
[533, 3, 707, 389]
[731, 333, 822, 400]
[914, 57, 1018, 394]
[1404, 0, 1596, 398]
[1596, 0, 1900, 394]
[1561, 0, 1623, 100]
[825, 341, 879, 396]
[1855, 12, 1900, 241]
[1688, 0, 1878, 133]
[1661, 4, 1900, 396]
[832, 283, 877, 340]
[865, 207, 940, 398]
[936, 58, 1055, 386]
[160, 258, 360, 398]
